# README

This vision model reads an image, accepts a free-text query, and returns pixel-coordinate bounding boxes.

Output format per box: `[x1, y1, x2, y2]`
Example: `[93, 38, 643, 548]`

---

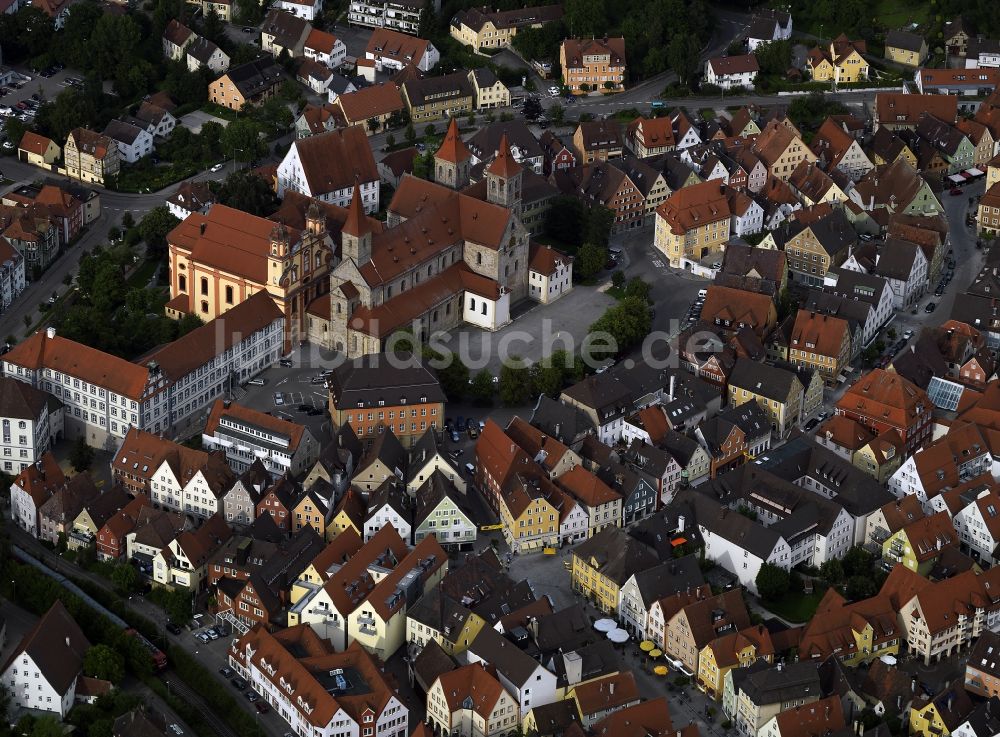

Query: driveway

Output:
[179, 110, 231, 134]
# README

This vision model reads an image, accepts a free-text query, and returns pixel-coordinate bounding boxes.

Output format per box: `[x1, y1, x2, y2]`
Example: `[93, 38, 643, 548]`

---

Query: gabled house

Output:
[413, 471, 477, 549]
[152, 513, 233, 591]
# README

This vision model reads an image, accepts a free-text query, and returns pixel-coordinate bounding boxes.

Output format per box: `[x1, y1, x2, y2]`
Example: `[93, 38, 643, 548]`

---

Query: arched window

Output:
[178, 275, 186, 292]
[200, 301, 209, 314]
[225, 286, 234, 305]
[200, 277, 209, 296]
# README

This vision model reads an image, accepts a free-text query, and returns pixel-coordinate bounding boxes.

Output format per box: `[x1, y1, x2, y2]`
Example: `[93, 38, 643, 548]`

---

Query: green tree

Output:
[611, 271, 625, 289]
[70, 437, 94, 472]
[90, 14, 142, 78]
[819, 559, 844, 584]
[499, 357, 533, 406]
[139, 207, 181, 259]
[405, 122, 417, 145]
[30, 715, 65, 737]
[34, 88, 95, 143]
[846, 575, 877, 601]
[368, 118, 381, 134]
[623, 277, 650, 302]
[565, 0, 606, 37]
[545, 196, 584, 245]
[469, 370, 495, 405]
[584, 206, 614, 247]
[110, 563, 138, 594]
[668, 34, 700, 85]
[424, 123, 436, 138]
[753, 39, 792, 76]
[755, 563, 790, 602]
[842, 546, 873, 578]
[386, 132, 396, 148]
[17, 6, 54, 58]
[201, 4, 224, 42]
[4, 116, 26, 151]
[588, 296, 651, 357]
[430, 350, 469, 401]
[215, 169, 279, 216]
[83, 644, 125, 684]
[549, 102, 564, 124]
[220, 119, 267, 162]
[576, 242, 607, 280]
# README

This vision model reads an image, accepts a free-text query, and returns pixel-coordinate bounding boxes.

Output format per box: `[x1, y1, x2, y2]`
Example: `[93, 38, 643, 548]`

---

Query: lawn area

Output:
[874, 0, 929, 29]
[126, 257, 162, 289]
[699, 108, 716, 121]
[114, 161, 202, 193]
[763, 588, 827, 623]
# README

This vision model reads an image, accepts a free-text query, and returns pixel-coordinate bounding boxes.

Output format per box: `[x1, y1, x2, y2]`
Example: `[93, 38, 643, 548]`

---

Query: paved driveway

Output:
[180, 110, 231, 134]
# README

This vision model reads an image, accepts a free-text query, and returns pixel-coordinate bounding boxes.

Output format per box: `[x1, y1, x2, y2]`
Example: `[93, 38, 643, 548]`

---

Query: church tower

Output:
[486, 133, 522, 215]
[341, 183, 371, 266]
[267, 222, 290, 286]
[434, 117, 472, 190]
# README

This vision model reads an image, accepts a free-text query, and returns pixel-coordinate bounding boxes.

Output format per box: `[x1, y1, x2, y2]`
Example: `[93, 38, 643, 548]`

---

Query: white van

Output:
[697, 289, 707, 299]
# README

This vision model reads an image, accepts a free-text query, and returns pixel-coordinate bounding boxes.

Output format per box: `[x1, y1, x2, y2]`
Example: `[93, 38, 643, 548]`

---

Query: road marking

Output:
[652, 259, 665, 268]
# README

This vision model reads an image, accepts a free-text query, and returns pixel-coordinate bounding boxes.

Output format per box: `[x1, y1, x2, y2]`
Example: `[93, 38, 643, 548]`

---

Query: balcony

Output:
[358, 624, 377, 637]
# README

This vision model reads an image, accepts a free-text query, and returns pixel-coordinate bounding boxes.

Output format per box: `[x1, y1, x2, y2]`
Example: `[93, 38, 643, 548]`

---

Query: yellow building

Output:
[469, 68, 510, 109]
[449, 5, 563, 53]
[727, 359, 818, 439]
[328, 488, 366, 541]
[406, 592, 487, 656]
[987, 156, 1000, 189]
[806, 35, 868, 83]
[498, 476, 562, 554]
[570, 526, 658, 614]
[64, 128, 120, 186]
[698, 626, 775, 700]
[909, 687, 973, 737]
[654, 180, 731, 268]
[427, 664, 521, 737]
[788, 310, 852, 386]
[17, 132, 61, 167]
[288, 528, 364, 605]
[401, 73, 475, 124]
[882, 511, 958, 576]
[291, 489, 333, 539]
[798, 588, 900, 665]
[885, 30, 928, 67]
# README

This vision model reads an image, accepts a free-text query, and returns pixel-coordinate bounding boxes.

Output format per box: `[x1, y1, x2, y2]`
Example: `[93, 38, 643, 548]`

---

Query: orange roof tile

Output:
[436, 118, 472, 164]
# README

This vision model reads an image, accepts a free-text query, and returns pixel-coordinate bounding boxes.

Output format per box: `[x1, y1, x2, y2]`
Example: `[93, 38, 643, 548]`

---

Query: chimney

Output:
[200, 222, 206, 235]
[46, 326, 56, 339]
[609, 680, 615, 695]
[669, 373, 676, 399]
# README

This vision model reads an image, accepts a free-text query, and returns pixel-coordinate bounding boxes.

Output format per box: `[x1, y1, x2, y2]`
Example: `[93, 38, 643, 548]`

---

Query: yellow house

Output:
[18, 132, 61, 167]
[698, 626, 775, 700]
[885, 30, 928, 67]
[727, 359, 809, 439]
[752, 120, 817, 182]
[851, 430, 904, 485]
[328, 487, 366, 541]
[291, 487, 332, 539]
[806, 35, 868, 84]
[654, 180, 731, 267]
[449, 5, 563, 52]
[407, 591, 487, 656]
[347, 535, 447, 660]
[427, 663, 521, 737]
[570, 526, 658, 614]
[498, 476, 562, 554]
[882, 511, 958, 576]
[789, 310, 852, 386]
[987, 155, 999, 189]
[798, 589, 900, 665]
[469, 68, 510, 109]
[909, 686, 973, 737]
[289, 528, 364, 606]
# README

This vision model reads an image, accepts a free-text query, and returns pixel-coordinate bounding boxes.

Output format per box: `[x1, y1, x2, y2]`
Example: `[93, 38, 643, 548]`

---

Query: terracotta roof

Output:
[18, 131, 56, 156]
[305, 28, 339, 55]
[556, 465, 621, 507]
[0, 599, 89, 695]
[901, 511, 957, 562]
[163, 18, 195, 47]
[204, 397, 306, 452]
[475, 419, 538, 493]
[589, 697, 675, 737]
[320, 524, 409, 615]
[5, 328, 150, 400]
[752, 119, 807, 169]
[231, 626, 397, 728]
[626, 116, 675, 150]
[113, 428, 179, 487]
[435, 662, 507, 716]
[918, 67, 1000, 90]
[572, 671, 639, 715]
[790, 310, 849, 358]
[655, 180, 730, 234]
[0, 375, 49, 419]
[335, 83, 405, 125]
[707, 624, 774, 668]
[168, 205, 303, 284]
[68, 128, 114, 159]
[708, 54, 760, 76]
[837, 368, 930, 434]
[575, 120, 623, 151]
[799, 588, 898, 661]
[817, 415, 874, 452]
[453, 4, 562, 32]
[676, 588, 751, 650]
[366, 27, 432, 66]
[289, 126, 378, 195]
[701, 285, 775, 332]
[528, 242, 570, 276]
[505, 416, 572, 474]
[561, 36, 626, 68]
[436, 117, 471, 164]
[146, 292, 282, 381]
[486, 132, 522, 178]
[774, 695, 846, 737]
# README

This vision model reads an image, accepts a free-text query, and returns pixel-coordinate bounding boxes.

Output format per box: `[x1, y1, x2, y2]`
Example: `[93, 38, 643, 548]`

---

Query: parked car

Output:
[246, 377, 266, 386]
[166, 621, 183, 635]
[950, 187, 963, 195]
[245, 690, 260, 703]
[210, 162, 224, 172]
[278, 358, 293, 367]
[804, 418, 819, 431]
[219, 666, 234, 678]
[255, 702, 270, 714]
[903, 329, 913, 340]
[924, 302, 937, 313]
[467, 426, 479, 439]
[450, 429, 461, 442]
[230, 676, 248, 690]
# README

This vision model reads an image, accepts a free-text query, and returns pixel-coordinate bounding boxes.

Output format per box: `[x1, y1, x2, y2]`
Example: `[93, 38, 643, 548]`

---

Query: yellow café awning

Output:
[654, 665, 669, 676]
[649, 649, 663, 658]
[639, 640, 655, 652]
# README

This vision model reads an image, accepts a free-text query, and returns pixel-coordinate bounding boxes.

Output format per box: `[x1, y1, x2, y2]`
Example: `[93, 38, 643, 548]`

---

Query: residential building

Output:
[875, 238, 928, 309]
[163, 18, 195, 60]
[1, 600, 89, 718]
[572, 120, 624, 164]
[0, 376, 60, 473]
[202, 399, 319, 477]
[64, 128, 120, 186]
[617, 554, 705, 640]
[401, 72, 474, 123]
[468, 68, 510, 109]
[426, 663, 520, 737]
[365, 28, 439, 72]
[465, 627, 558, 715]
[747, 9, 792, 51]
[654, 180, 731, 268]
[230, 625, 409, 737]
[102, 119, 154, 164]
[17, 132, 60, 167]
[413, 471, 476, 548]
[261, 9, 312, 57]
[965, 631, 1000, 698]
[557, 465, 622, 537]
[698, 625, 775, 700]
[570, 526, 658, 614]
[875, 93, 958, 132]
[806, 35, 869, 83]
[277, 126, 379, 210]
[758, 696, 846, 737]
[751, 119, 817, 182]
[952, 488, 1000, 566]
[731, 661, 822, 735]
[788, 310, 852, 386]
[37, 473, 100, 546]
[915, 67, 1000, 95]
[705, 55, 759, 90]
[165, 181, 215, 220]
[560, 37, 627, 93]
[347, 0, 434, 34]
[449, 5, 562, 52]
[726, 359, 807, 438]
[836, 368, 932, 453]
[152, 513, 232, 590]
[625, 116, 675, 159]
[273, 0, 322, 21]
[551, 161, 644, 233]
[208, 59, 283, 111]
[304, 28, 347, 68]
[850, 158, 942, 216]
[186, 37, 229, 74]
[664, 588, 750, 678]
[885, 30, 929, 67]
[569, 671, 640, 727]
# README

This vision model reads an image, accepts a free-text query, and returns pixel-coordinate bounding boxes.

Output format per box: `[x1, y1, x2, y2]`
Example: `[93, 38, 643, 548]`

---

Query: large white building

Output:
[202, 398, 320, 478]
[0, 236, 26, 313]
[0, 376, 62, 474]
[1, 600, 89, 718]
[230, 624, 410, 737]
[2, 292, 283, 450]
[276, 126, 380, 211]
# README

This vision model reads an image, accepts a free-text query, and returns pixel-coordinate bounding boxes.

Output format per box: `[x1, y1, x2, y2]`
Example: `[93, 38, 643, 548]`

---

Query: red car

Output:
[950, 186, 964, 195]
[255, 702, 270, 714]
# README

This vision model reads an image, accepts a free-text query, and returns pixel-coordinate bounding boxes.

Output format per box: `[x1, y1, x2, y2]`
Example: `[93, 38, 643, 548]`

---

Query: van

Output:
[608, 245, 623, 259]
[651, 101, 666, 110]
[246, 377, 266, 386]
[464, 462, 475, 475]
[697, 289, 707, 299]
